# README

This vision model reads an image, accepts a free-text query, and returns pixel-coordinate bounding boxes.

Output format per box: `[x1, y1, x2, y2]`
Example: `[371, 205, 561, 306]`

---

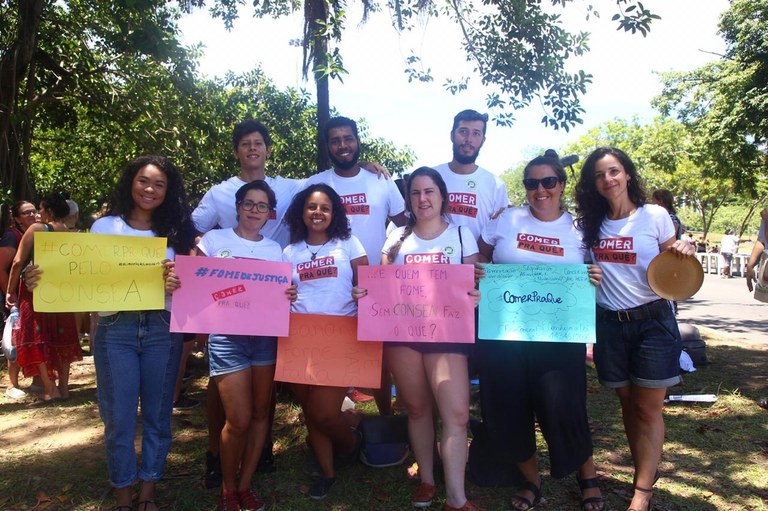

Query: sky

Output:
[178, 0, 730, 175]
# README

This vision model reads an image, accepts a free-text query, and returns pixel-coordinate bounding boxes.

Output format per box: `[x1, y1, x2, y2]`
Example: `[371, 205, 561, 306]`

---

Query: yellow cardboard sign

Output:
[32, 232, 167, 312]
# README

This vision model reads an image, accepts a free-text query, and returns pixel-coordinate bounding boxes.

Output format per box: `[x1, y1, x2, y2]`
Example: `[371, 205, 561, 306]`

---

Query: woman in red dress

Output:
[5, 192, 81, 404]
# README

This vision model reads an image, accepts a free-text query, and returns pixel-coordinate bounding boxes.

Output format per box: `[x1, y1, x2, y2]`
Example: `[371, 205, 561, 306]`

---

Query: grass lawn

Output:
[1, 333, 767, 511]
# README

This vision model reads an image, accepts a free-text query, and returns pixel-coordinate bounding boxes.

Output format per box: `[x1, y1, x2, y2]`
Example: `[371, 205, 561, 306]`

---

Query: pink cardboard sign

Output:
[170, 255, 291, 336]
[275, 314, 383, 388]
[357, 264, 476, 343]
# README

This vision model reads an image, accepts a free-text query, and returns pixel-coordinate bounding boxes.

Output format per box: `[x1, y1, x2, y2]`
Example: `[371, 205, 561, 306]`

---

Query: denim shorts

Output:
[208, 333, 277, 377]
[594, 302, 682, 389]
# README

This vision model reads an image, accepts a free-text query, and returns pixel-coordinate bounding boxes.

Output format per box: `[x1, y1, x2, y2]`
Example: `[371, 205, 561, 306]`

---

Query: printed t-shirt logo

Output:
[297, 255, 338, 281]
[340, 193, 370, 215]
[404, 253, 450, 264]
[447, 192, 478, 218]
[215, 249, 233, 258]
[593, 237, 637, 264]
[516, 233, 564, 257]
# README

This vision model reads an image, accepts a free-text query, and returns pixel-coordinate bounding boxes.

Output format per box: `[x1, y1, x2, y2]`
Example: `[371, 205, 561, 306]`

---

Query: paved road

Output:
[676, 272, 767, 345]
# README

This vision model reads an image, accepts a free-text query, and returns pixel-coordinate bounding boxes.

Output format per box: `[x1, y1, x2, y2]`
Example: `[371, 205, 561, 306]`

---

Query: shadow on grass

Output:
[1, 341, 767, 510]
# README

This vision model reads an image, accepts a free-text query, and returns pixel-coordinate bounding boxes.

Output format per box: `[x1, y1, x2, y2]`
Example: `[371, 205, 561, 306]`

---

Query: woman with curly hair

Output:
[5, 192, 81, 404]
[89, 155, 197, 511]
[574, 147, 694, 511]
[282, 183, 368, 500]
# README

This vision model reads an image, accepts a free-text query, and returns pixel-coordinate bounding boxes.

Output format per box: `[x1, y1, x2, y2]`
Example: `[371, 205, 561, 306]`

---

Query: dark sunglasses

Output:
[523, 177, 560, 191]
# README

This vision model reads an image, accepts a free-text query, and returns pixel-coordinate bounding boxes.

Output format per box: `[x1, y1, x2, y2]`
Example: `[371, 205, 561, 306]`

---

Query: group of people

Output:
[2, 109, 695, 511]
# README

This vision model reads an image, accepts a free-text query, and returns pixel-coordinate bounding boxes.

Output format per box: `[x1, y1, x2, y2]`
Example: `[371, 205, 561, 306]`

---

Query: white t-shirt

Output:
[432, 163, 508, 241]
[305, 169, 405, 265]
[481, 206, 586, 264]
[382, 224, 478, 265]
[192, 175, 304, 248]
[590, 204, 675, 310]
[282, 235, 366, 316]
[90, 215, 175, 312]
[197, 228, 282, 261]
[720, 234, 739, 254]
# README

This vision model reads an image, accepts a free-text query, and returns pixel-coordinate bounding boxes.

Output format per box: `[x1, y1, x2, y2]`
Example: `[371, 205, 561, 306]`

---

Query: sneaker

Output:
[237, 489, 265, 511]
[309, 476, 336, 500]
[347, 388, 374, 403]
[5, 387, 27, 400]
[204, 451, 222, 489]
[411, 482, 436, 508]
[443, 501, 485, 511]
[216, 490, 240, 511]
[173, 395, 200, 410]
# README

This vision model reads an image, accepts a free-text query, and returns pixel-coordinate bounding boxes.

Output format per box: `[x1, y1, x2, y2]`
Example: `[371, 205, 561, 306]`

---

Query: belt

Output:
[597, 299, 671, 323]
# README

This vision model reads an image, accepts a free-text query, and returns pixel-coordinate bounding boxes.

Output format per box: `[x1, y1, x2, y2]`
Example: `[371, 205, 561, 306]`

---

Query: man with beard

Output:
[306, 116, 407, 263]
[306, 116, 406, 411]
[433, 109, 508, 241]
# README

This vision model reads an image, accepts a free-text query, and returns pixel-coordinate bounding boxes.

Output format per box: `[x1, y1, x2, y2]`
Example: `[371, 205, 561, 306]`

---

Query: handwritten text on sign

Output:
[275, 314, 383, 388]
[478, 264, 596, 343]
[170, 255, 292, 336]
[357, 264, 475, 343]
[33, 232, 166, 312]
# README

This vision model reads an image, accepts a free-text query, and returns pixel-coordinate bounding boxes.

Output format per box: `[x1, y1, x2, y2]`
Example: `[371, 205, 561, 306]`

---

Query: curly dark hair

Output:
[40, 191, 71, 220]
[386, 166, 449, 262]
[284, 184, 351, 244]
[9, 201, 35, 230]
[574, 147, 647, 250]
[107, 155, 196, 254]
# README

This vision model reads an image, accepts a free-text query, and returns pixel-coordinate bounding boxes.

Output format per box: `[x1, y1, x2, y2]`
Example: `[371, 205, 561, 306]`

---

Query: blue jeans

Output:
[93, 311, 182, 488]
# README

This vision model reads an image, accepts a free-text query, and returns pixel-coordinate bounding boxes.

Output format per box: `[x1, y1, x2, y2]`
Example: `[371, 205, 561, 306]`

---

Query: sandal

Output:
[135, 500, 158, 511]
[576, 475, 605, 511]
[627, 486, 653, 511]
[510, 481, 543, 510]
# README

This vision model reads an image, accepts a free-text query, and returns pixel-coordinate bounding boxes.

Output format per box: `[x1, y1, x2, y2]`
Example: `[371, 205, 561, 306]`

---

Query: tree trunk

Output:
[0, 0, 44, 202]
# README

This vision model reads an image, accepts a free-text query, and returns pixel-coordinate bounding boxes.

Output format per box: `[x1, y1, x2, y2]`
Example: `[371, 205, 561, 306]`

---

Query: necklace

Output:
[306, 240, 330, 260]
[234, 227, 262, 254]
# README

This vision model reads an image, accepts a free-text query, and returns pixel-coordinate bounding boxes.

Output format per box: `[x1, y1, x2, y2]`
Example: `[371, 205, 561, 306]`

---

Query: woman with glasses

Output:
[476, 155, 604, 511]
[5, 192, 82, 405]
[191, 180, 296, 511]
[575, 148, 693, 511]
[1, 201, 39, 399]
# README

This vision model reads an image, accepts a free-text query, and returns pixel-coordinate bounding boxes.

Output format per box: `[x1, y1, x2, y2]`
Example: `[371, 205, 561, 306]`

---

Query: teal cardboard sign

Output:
[478, 264, 596, 343]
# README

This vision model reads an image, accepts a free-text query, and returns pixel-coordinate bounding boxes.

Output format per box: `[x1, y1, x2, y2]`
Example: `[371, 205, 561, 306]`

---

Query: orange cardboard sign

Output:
[275, 313, 383, 388]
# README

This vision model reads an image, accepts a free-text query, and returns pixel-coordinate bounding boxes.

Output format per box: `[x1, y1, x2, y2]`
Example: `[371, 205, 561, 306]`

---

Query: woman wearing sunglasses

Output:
[476, 155, 604, 511]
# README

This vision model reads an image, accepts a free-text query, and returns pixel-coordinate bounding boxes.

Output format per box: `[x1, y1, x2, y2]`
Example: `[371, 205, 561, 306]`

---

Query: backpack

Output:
[359, 415, 410, 468]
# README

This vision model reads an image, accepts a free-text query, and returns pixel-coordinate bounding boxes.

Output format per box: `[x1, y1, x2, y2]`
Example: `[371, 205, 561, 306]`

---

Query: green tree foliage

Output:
[203, 0, 659, 167]
[28, 68, 414, 215]
[559, 117, 742, 238]
[653, 0, 768, 192]
[0, 1, 413, 213]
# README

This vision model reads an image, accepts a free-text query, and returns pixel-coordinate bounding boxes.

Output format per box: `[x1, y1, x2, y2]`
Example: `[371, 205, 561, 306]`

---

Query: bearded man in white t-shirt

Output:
[433, 109, 509, 241]
[306, 116, 407, 411]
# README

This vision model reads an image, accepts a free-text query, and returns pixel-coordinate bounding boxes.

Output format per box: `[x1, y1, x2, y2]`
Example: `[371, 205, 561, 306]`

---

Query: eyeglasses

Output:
[238, 200, 271, 213]
[523, 177, 560, 191]
[19, 209, 38, 217]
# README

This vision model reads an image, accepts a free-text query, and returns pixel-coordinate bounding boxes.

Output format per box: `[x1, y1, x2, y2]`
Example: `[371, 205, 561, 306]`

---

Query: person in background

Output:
[476, 155, 604, 511]
[575, 147, 695, 511]
[5, 192, 81, 404]
[719, 228, 742, 278]
[64, 199, 80, 231]
[282, 184, 368, 501]
[651, 190, 683, 240]
[0, 201, 38, 399]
